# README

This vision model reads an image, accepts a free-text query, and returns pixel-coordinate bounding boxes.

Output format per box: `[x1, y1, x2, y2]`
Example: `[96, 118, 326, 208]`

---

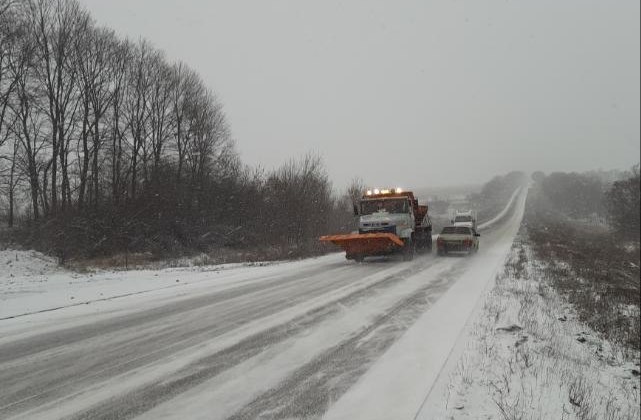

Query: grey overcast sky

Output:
[78, 0, 639, 189]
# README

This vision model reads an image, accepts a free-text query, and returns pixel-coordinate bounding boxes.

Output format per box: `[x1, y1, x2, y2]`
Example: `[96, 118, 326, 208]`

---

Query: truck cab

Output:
[358, 196, 415, 240]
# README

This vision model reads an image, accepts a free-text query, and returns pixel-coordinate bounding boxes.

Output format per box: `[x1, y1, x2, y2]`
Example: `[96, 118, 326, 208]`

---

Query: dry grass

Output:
[441, 231, 640, 420]
[65, 244, 334, 272]
[525, 186, 640, 351]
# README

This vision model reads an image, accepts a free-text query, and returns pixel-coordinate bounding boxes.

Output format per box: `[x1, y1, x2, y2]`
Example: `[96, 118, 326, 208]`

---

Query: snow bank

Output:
[1, 249, 62, 278]
[0, 249, 335, 320]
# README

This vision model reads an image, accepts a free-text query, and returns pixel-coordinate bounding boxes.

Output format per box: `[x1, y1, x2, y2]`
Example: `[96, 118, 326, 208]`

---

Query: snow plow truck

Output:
[320, 188, 432, 262]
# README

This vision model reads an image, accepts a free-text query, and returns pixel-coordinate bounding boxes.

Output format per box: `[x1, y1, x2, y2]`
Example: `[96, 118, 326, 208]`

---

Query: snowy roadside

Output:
[423, 232, 641, 420]
[0, 248, 326, 320]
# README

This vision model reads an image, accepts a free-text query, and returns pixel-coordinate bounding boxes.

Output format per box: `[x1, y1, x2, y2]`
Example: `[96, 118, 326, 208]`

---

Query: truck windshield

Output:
[361, 199, 409, 215]
[454, 216, 473, 222]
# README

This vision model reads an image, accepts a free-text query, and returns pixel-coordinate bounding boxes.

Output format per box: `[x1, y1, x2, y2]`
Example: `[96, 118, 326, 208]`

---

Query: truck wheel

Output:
[354, 255, 365, 263]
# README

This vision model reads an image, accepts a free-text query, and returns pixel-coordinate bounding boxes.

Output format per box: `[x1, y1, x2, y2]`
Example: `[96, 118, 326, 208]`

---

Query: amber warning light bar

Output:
[365, 187, 403, 196]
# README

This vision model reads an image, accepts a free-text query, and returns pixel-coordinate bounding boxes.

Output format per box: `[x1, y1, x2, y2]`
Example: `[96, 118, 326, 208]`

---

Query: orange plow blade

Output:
[319, 233, 404, 257]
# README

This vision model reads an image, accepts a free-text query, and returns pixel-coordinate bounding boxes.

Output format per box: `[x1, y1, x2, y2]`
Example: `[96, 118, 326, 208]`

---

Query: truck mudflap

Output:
[319, 232, 405, 259]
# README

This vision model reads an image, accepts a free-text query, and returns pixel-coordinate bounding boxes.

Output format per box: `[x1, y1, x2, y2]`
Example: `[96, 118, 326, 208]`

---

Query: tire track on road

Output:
[226, 266, 466, 420]
[0, 261, 350, 363]
[59, 256, 444, 420]
[2, 255, 439, 420]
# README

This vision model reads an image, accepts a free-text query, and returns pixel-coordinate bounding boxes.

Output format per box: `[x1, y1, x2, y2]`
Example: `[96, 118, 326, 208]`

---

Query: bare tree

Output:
[147, 53, 175, 182]
[2, 0, 351, 262]
[107, 38, 130, 205]
[264, 154, 332, 249]
[346, 177, 365, 205]
[1, 134, 22, 226]
[184, 90, 231, 189]
[0, 0, 20, 150]
[123, 39, 154, 201]
[27, 0, 88, 213]
[75, 24, 116, 208]
[9, 33, 45, 220]
[170, 63, 199, 184]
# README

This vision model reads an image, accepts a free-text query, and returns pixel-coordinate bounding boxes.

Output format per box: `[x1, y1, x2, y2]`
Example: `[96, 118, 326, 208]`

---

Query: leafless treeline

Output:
[531, 166, 640, 239]
[0, 0, 352, 259]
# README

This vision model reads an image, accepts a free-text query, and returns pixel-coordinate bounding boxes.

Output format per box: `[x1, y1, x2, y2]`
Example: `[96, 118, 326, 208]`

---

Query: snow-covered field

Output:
[0, 249, 290, 320]
[1, 188, 530, 419]
[421, 234, 641, 420]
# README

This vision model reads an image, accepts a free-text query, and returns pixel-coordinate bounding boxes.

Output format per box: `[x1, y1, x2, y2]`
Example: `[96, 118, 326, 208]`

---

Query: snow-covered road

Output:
[0, 187, 527, 420]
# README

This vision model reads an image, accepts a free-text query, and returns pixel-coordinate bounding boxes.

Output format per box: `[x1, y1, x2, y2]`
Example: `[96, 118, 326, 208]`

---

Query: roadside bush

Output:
[525, 184, 640, 351]
[540, 172, 606, 218]
[606, 164, 640, 240]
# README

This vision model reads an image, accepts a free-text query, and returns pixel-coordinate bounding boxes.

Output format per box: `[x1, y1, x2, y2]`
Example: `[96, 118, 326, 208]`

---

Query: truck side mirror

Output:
[353, 204, 359, 216]
[474, 233, 481, 237]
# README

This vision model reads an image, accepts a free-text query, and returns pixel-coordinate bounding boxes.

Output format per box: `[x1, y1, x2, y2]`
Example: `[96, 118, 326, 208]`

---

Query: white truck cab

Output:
[358, 197, 415, 239]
